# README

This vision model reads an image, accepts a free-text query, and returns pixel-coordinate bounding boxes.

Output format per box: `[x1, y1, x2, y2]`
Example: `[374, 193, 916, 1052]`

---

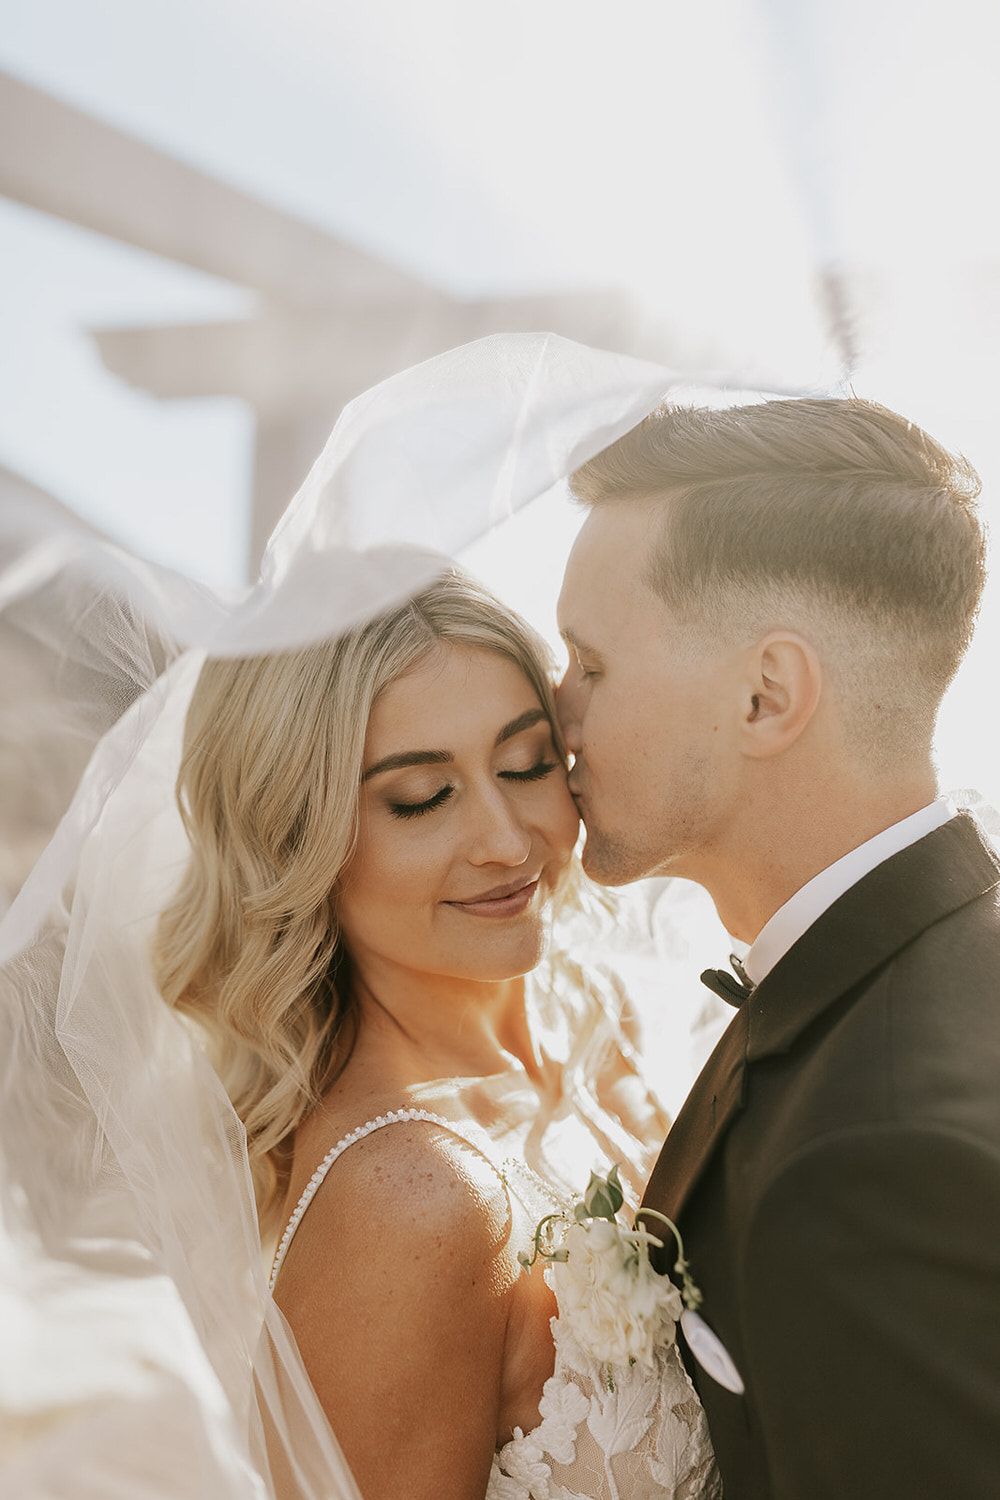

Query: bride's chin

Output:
[463, 914, 549, 982]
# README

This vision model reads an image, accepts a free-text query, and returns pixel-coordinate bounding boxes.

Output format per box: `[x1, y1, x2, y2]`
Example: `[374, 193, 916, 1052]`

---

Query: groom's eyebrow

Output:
[362, 708, 548, 780]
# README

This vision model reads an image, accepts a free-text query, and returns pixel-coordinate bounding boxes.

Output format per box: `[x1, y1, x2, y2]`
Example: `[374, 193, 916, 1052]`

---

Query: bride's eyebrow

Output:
[362, 748, 451, 781]
[495, 706, 547, 746]
[362, 707, 548, 781]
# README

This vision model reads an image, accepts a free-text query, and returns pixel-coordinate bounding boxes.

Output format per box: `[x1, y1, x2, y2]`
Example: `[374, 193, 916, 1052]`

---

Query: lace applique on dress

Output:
[487, 1219, 721, 1500]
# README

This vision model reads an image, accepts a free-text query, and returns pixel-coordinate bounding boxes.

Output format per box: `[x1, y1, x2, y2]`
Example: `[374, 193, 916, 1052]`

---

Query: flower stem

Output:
[633, 1207, 703, 1311]
[517, 1212, 568, 1270]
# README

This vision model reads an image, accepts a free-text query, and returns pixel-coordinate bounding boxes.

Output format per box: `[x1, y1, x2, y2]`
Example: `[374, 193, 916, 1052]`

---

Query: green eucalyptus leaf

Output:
[581, 1167, 626, 1221]
[583, 1171, 619, 1220]
[583, 1171, 604, 1203]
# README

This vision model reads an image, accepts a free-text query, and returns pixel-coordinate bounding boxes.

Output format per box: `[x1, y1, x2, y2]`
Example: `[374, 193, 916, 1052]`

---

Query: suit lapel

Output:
[640, 1003, 748, 1245]
[641, 812, 1000, 1236]
[746, 812, 1000, 1062]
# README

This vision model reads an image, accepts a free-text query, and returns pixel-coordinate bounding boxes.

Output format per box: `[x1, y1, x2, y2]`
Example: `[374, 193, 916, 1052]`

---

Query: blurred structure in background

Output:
[1, 0, 999, 923]
[2, 67, 822, 579]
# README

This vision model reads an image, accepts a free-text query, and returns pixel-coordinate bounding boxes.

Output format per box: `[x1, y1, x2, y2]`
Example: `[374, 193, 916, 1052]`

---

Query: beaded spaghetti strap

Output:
[268, 1107, 498, 1292]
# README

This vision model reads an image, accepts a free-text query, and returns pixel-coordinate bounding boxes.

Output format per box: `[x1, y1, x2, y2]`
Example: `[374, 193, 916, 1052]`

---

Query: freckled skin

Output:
[339, 642, 580, 988]
[273, 641, 577, 1498]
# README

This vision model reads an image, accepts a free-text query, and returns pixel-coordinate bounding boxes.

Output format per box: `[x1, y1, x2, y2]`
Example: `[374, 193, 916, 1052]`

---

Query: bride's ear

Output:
[739, 632, 822, 758]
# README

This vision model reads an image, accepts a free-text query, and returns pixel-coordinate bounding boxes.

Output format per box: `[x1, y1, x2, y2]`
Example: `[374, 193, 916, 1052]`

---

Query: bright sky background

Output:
[2, 0, 1000, 803]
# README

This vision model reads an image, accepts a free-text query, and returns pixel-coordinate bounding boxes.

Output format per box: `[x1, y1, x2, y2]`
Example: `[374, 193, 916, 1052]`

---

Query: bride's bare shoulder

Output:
[273, 1115, 520, 1495]
[275, 1114, 516, 1308]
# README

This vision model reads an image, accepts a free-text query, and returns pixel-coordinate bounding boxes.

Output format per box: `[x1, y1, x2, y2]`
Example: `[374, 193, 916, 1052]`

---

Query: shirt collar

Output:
[736, 796, 956, 987]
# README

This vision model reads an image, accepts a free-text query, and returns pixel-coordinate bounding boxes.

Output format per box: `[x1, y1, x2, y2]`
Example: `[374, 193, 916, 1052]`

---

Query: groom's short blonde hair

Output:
[572, 398, 986, 761]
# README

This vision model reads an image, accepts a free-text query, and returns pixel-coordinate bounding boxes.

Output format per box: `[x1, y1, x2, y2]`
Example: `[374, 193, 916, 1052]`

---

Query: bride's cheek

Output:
[343, 821, 416, 911]
[373, 822, 450, 914]
[548, 781, 582, 855]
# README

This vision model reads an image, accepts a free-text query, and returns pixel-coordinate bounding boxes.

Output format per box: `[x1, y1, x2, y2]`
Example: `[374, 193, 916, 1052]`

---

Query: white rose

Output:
[551, 1218, 682, 1370]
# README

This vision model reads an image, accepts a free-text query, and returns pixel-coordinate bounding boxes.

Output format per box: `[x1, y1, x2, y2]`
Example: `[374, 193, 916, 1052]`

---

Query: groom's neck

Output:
[700, 764, 939, 946]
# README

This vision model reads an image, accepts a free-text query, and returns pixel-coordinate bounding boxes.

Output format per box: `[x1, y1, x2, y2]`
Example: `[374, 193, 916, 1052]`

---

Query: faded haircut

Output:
[571, 397, 986, 762]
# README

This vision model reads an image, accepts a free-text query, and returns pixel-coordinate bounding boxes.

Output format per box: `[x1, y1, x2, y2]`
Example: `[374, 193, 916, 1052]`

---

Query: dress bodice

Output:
[270, 963, 720, 1498]
[487, 1258, 720, 1500]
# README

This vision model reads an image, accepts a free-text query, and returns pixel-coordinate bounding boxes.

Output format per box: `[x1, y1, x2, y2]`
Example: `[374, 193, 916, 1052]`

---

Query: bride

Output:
[156, 567, 719, 1499]
[0, 334, 717, 1499]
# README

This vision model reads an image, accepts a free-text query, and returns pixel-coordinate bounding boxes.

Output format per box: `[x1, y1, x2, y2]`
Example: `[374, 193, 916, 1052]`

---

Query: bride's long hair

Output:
[154, 568, 585, 1242]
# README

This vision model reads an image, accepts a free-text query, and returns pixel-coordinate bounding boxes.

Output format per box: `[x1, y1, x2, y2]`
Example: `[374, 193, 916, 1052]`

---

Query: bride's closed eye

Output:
[388, 758, 560, 821]
[389, 785, 454, 820]
[500, 757, 559, 784]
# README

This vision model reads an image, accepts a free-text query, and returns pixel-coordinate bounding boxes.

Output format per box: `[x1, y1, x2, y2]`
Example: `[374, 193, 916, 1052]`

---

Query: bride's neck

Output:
[348, 958, 543, 1083]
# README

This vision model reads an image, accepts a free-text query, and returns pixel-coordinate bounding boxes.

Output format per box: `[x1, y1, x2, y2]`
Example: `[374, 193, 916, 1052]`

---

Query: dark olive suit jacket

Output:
[641, 812, 1000, 1498]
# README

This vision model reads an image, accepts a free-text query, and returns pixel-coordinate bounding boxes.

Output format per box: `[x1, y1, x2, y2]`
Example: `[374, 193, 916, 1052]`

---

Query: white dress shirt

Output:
[734, 796, 957, 987]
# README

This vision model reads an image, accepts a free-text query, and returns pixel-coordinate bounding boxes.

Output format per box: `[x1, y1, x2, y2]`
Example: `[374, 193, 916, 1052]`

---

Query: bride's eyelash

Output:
[390, 785, 454, 820]
[389, 759, 558, 820]
[501, 759, 558, 784]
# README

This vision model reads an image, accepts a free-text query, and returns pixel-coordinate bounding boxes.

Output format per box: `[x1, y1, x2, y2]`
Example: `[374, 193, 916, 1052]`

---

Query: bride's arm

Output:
[273, 1121, 518, 1500]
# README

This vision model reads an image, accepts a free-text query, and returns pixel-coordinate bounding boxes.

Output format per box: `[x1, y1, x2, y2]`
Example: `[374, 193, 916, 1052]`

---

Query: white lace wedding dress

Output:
[478, 1130, 720, 1500]
[268, 968, 721, 1500]
[487, 1220, 721, 1500]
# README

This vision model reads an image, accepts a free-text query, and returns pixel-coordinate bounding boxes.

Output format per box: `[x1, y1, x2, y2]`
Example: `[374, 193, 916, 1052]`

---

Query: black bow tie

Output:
[701, 955, 756, 1008]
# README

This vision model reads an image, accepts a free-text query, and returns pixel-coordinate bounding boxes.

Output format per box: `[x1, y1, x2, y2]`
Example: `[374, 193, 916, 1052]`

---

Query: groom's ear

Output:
[738, 631, 823, 759]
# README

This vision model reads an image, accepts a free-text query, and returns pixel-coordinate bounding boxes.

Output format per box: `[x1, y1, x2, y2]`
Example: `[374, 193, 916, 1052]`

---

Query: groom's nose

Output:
[556, 671, 583, 755]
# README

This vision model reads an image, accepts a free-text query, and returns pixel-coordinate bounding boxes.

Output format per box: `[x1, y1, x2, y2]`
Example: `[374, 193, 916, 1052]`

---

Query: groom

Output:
[556, 397, 1000, 1498]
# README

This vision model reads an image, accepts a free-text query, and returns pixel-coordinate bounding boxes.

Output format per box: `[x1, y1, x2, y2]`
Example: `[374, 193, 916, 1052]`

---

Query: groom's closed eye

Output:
[571, 649, 603, 681]
[560, 628, 604, 679]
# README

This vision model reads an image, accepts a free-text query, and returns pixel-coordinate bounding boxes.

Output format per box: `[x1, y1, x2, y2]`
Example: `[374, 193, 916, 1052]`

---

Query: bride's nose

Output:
[466, 786, 532, 868]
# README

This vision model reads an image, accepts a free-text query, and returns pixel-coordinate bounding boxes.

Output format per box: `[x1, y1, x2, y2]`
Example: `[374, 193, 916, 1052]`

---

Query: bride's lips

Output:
[444, 874, 541, 919]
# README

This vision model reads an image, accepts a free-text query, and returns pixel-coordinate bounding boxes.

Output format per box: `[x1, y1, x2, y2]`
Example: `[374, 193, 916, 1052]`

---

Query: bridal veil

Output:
[0, 334, 684, 1498]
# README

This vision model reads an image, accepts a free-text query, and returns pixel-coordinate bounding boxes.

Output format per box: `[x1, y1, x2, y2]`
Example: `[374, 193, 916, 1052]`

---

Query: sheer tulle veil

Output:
[0, 334, 693, 1497]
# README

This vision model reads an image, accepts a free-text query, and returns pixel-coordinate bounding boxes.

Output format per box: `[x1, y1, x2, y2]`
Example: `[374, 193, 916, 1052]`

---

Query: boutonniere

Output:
[518, 1165, 704, 1381]
[520, 1166, 745, 1394]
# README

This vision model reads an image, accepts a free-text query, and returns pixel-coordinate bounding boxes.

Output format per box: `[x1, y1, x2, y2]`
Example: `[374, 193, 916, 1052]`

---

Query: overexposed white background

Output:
[3, 0, 999, 802]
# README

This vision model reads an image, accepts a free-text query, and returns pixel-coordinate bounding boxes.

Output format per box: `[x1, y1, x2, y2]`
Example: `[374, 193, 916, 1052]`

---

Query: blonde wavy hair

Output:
[154, 568, 583, 1242]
